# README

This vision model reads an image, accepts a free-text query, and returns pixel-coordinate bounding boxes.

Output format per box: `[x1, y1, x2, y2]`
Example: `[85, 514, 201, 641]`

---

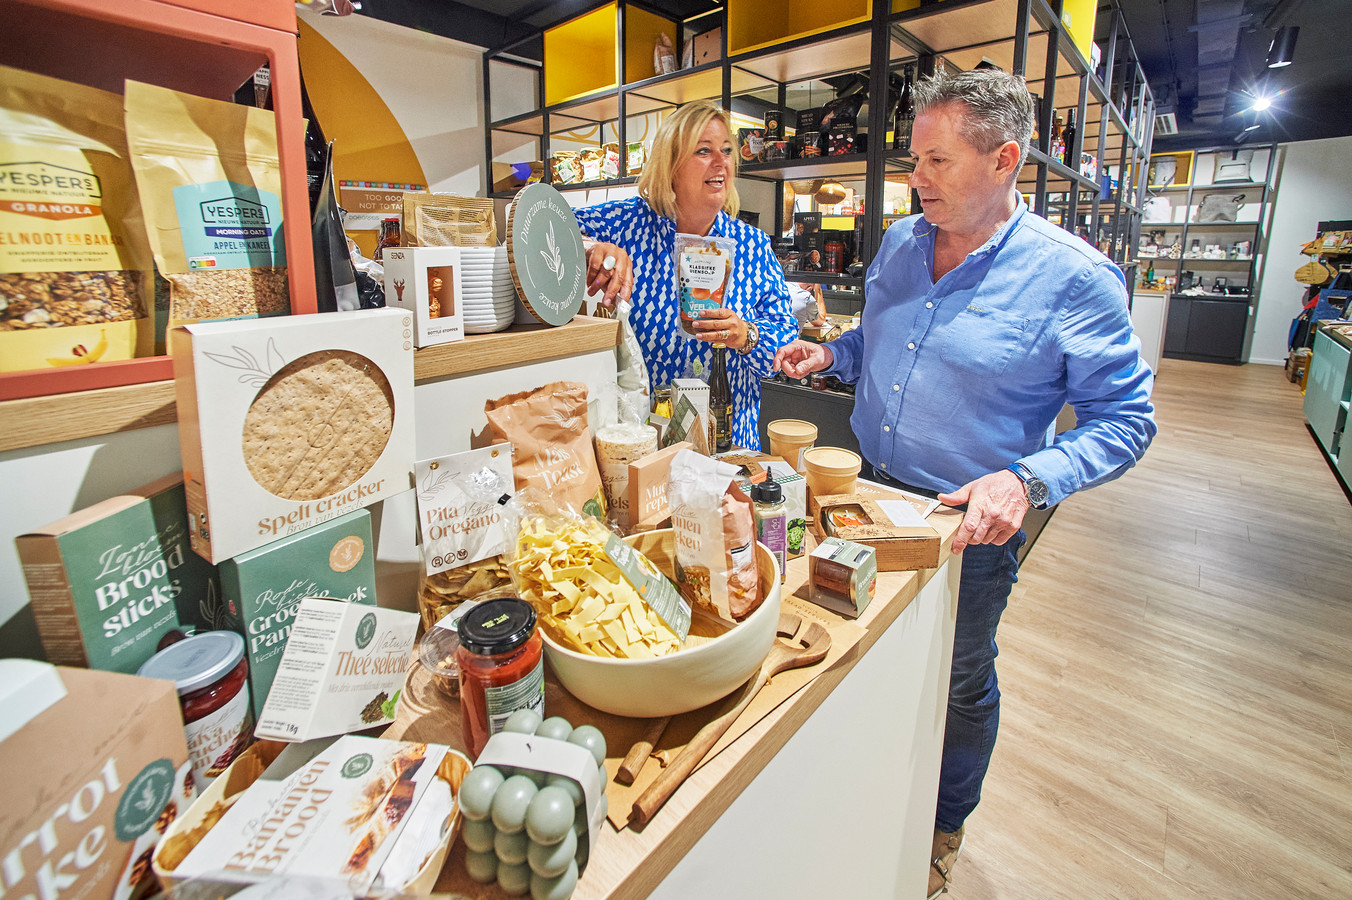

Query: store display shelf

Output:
[0, 317, 619, 453]
[761, 377, 856, 404]
[1180, 256, 1254, 263]
[739, 153, 871, 181]
[1185, 221, 1262, 228]
[727, 24, 874, 85]
[625, 61, 773, 108]
[1171, 292, 1250, 301]
[492, 176, 639, 200]
[786, 272, 864, 288]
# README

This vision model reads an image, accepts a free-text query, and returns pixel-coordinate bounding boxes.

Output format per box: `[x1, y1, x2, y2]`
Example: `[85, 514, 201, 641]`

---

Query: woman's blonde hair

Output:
[638, 99, 740, 221]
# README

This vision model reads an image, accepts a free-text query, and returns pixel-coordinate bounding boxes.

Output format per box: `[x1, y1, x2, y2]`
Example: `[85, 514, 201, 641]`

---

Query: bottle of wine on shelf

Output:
[893, 65, 915, 153]
[1061, 108, 1077, 167]
[1049, 113, 1065, 164]
[710, 344, 733, 454]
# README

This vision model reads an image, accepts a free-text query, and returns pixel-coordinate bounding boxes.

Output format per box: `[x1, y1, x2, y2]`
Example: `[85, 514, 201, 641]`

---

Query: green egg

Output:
[461, 817, 496, 854]
[459, 766, 505, 822]
[491, 775, 539, 834]
[497, 860, 532, 896]
[495, 828, 530, 865]
[465, 848, 498, 884]
[503, 708, 544, 734]
[566, 725, 607, 766]
[524, 786, 574, 845]
[527, 828, 577, 878]
[544, 773, 584, 807]
[535, 716, 573, 741]
[530, 859, 579, 900]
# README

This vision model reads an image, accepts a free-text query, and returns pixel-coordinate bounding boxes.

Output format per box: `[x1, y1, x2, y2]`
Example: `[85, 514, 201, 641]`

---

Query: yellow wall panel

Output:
[625, 7, 679, 84]
[545, 3, 619, 105]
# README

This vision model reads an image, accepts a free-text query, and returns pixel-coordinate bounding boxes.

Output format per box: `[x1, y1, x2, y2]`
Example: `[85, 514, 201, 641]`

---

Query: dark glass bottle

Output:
[374, 217, 401, 262]
[710, 344, 733, 454]
[1062, 108, 1077, 167]
[298, 73, 328, 217]
[893, 65, 915, 152]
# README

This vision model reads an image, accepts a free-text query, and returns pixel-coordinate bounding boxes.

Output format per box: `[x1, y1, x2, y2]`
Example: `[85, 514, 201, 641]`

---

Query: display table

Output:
[395, 509, 964, 900]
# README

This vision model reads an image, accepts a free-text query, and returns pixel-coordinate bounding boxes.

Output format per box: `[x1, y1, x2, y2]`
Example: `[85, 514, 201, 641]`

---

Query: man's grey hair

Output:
[912, 69, 1036, 171]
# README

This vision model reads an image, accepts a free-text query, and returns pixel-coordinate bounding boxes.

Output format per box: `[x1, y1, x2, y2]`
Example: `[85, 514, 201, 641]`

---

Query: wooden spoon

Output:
[628, 613, 832, 827]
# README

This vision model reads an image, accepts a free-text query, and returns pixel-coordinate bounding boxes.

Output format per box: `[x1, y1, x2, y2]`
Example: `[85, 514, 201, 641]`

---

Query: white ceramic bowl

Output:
[540, 529, 781, 717]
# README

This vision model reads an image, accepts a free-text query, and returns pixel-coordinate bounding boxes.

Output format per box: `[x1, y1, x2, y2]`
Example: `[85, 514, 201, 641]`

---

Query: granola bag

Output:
[668, 449, 761, 621]
[124, 79, 290, 333]
[485, 380, 608, 519]
[0, 64, 153, 371]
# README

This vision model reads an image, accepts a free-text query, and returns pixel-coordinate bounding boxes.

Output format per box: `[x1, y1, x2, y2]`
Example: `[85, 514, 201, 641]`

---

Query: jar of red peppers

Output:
[138, 631, 253, 790]
[456, 597, 545, 757]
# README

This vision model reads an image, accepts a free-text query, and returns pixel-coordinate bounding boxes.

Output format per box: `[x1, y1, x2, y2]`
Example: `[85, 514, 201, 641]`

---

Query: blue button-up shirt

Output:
[825, 200, 1155, 506]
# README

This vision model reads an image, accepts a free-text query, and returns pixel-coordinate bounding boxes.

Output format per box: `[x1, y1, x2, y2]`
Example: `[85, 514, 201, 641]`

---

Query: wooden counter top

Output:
[431, 507, 964, 900]
[0, 317, 618, 453]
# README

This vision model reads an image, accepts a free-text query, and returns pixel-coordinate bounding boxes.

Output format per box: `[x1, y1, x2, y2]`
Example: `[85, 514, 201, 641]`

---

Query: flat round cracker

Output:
[242, 349, 395, 501]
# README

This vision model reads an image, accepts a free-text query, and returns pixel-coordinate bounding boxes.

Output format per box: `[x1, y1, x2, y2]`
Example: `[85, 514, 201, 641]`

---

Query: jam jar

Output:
[138, 631, 252, 789]
[456, 597, 545, 757]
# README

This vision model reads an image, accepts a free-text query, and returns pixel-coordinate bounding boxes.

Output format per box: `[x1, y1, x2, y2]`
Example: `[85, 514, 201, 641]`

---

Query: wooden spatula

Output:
[629, 613, 832, 827]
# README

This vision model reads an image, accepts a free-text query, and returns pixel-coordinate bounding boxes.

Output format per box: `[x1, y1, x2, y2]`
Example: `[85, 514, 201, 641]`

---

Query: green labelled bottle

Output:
[710, 344, 733, 454]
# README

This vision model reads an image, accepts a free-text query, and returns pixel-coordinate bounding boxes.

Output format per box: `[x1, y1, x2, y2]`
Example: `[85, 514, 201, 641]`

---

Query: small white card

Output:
[876, 498, 932, 529]
[255, 598, 418, 743]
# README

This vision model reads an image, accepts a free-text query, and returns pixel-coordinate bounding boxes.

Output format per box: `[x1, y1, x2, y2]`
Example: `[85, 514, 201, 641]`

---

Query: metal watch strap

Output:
[738, 321, 759, 355]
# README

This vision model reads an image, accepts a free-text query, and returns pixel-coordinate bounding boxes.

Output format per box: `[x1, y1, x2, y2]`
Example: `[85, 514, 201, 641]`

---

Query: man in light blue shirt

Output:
[775, 70, 1155, 898]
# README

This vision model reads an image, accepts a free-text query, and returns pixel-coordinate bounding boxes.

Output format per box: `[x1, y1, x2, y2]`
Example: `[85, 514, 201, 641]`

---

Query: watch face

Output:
[1026, 478, 1050, 506]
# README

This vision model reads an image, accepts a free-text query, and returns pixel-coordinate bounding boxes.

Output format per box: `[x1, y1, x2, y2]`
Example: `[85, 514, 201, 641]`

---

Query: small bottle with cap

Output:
[752, 475, 788, 582]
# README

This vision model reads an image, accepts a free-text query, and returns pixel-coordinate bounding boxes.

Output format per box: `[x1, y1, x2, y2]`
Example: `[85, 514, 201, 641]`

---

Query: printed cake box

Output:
[16, 473, 222, 674]
[254, 598, 419, 743]
[382, 246, 465, 347]
[170, 307, 415, 563]
[218, 509, 379, 719]
[1, 660, 194, 900]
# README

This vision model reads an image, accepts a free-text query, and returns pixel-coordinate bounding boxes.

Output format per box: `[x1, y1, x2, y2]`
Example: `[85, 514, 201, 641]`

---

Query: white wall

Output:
[1250, 136, 1352, 365]
[303, 10, 487, 196]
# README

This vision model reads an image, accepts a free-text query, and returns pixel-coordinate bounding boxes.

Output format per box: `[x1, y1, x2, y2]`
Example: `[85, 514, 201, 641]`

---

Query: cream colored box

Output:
[171, 308, 415, 563]
[382, 246, 465, 347]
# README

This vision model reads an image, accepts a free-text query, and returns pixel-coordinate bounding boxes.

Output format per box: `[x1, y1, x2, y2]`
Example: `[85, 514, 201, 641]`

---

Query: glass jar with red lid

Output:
[138, 631, 253, 790]
[456, 597, 544, 757]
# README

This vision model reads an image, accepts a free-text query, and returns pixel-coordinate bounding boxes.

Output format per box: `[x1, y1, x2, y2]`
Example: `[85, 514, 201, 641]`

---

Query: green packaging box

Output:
[218, 509, 378, 719]
[807, 537, 878, 619]
[16, 473, 221, 674]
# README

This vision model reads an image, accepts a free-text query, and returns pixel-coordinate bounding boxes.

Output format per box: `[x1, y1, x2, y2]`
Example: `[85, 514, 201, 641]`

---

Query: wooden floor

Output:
[946, 358, 1352, 900]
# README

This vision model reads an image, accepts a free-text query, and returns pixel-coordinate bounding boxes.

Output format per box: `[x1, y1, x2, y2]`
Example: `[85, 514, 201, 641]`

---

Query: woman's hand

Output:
[693, 307, 748, 350]
[584, 242, 633, 309]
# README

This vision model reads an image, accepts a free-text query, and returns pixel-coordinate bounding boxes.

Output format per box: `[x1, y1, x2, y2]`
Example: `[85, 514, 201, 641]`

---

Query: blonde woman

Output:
[575, 100, 797, 450]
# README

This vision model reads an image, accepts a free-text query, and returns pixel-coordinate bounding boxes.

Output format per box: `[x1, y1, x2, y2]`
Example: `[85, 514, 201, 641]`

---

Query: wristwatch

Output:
[1007, 462, 1050, 509]
[738, 321, 759, 355]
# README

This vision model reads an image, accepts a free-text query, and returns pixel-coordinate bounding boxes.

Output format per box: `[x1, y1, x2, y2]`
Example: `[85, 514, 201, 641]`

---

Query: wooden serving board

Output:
[505, 182, 587, 326]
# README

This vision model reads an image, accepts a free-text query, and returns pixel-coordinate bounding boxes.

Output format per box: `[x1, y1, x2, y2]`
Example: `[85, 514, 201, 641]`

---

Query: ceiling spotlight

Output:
[1250, 96, 1272, 112]
[1266, 26, 1298, 68]
[1243, 122, 1261, 132]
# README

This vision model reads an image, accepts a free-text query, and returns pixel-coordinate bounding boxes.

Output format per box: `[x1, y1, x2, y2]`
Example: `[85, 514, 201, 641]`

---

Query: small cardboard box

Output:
[382, 246, 465, 347]
[171, 307, 415, 563]
[217, 509, 379, 720]
[812, 493, 941, 571]
[690, 26, 722, 65]
[155, 736, 470, 895]
[16, 472, 221, 674]
[627, 441, 694, 532]
[808, 537, 877, 618]
[2, 661, 194, 900]
[254, 597, 419, 742]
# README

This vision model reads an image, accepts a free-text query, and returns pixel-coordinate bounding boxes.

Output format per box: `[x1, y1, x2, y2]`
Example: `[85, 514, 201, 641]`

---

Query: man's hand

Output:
[939, 469, 1030, 553]
[773, 339, 834, 378]
[584, 242, 633, 309]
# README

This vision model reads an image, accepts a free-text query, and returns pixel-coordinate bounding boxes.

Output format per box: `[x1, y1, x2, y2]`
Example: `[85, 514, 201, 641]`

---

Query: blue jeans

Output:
[934, 531, 1025, 833]
[862, 463, 1023, 832]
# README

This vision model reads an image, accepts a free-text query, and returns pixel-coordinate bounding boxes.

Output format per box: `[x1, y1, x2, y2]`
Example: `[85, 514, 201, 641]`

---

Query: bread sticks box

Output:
[170, 308, 415, 563]
[16, 473, 221, 675]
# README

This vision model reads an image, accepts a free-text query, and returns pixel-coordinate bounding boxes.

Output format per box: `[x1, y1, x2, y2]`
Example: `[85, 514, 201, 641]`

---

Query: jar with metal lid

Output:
[138, 631, 252, 789]
[456, 597, 545, 756]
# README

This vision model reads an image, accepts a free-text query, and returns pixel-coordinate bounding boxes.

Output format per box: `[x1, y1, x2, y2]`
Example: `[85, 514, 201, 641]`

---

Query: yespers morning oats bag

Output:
[0, 64, 153, 371]
[124, 80, 289, 333]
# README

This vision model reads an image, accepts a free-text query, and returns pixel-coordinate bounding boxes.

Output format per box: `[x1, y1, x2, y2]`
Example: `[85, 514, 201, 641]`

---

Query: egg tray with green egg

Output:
[458, 710, 610, 899]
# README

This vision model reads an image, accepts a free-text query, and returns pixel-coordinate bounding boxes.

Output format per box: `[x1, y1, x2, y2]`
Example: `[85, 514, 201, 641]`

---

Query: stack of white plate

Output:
[458, 246, 516, 333]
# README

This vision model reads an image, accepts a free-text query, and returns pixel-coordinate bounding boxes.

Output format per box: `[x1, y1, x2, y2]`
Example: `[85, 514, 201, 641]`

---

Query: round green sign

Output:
[115, 759, 176, 841]
[341, 752, 374, 779]
[507, 183, 587, 326]
[355, 611, 377, 649]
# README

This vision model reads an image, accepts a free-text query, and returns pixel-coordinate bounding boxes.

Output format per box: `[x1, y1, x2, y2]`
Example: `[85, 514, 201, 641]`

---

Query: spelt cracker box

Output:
[15, 473, 222, 675]
[0, 660, 195, 900]
[217, 509, 379, 720]
[170, 307, 415, 563]
[382, 246, 465, 347]
[254, 598, 419, 743]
